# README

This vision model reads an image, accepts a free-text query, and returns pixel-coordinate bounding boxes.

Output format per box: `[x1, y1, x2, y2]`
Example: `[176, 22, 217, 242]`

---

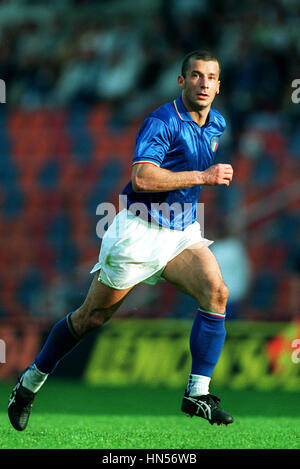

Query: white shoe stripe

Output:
[8, 376, 23, 408]
[185, 396, 212, 420]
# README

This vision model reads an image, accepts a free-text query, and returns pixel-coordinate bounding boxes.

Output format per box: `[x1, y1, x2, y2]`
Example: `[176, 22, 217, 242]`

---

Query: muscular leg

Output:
[8, 273, 135, 431]
[162, 243, 229, 313]
[162, 244, 229, 396]
[23, 273, 133, 389]
[71, 273, 133, 337]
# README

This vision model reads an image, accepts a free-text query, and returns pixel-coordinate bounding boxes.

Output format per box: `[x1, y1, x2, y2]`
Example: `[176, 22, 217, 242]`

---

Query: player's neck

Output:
[189, 109, 210, 127]
[182, 94, 211, 127]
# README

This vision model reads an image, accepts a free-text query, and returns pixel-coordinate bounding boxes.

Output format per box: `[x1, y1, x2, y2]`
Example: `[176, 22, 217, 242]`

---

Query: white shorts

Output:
[90, 209, 213, 290]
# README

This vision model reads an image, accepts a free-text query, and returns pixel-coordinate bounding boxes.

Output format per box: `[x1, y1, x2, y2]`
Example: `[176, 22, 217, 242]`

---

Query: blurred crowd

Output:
[0, 0, 299, 321]
[0, 0, 299, 120]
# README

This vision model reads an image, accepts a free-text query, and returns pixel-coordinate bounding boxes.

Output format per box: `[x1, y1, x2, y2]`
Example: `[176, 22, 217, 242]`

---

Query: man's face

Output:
[178, 59, 220, 110]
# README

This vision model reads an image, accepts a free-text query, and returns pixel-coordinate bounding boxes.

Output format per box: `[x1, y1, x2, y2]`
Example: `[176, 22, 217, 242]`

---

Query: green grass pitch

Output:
[0, 379, 299, 449]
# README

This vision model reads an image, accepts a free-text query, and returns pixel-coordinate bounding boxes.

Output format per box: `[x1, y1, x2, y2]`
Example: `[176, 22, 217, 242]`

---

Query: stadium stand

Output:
[0, 0, 299, 322]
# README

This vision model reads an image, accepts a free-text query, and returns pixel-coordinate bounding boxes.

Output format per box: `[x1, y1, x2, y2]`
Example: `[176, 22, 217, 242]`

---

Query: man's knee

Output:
[88, 306, 113, 328]
[71, 304, 114, 337]
[197, 278, 229, 312]
[71, 278, 131, 337]
[213, 281, 229, 305]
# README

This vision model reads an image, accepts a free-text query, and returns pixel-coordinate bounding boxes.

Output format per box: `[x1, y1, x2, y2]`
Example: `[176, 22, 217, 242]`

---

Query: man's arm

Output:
[131, 163, 233, 192]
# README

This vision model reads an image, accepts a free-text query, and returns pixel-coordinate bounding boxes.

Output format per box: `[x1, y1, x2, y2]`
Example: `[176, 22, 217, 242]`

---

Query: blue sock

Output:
[34, 313, 81, 374]
[189, 307, 226, 377]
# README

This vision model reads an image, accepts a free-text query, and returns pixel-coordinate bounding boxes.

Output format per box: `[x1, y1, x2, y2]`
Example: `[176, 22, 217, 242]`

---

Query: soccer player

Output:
[8, 50, 234, 430]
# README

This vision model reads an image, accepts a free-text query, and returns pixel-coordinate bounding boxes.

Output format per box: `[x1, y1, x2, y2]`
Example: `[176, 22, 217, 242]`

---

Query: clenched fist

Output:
[201, 164, 233, 186]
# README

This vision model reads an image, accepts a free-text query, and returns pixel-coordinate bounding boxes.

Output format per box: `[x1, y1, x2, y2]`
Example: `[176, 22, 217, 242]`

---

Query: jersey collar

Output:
[173, 94, 215, 126]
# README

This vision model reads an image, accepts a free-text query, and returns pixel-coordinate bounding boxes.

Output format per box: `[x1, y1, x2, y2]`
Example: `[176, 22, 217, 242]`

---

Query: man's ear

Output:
[177, 75, 185, 90]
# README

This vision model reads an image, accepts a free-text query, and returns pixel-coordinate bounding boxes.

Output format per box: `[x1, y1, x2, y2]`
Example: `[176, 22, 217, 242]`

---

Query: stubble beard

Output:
[184, 90, 210, 112]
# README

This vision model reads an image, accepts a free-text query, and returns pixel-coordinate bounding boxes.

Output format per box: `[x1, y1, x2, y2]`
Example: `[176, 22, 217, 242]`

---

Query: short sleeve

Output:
[132, 117, 172, 167]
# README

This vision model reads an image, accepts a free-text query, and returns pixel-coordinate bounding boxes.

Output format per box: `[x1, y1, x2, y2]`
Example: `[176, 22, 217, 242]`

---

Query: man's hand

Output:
[201, 164, 233, 186]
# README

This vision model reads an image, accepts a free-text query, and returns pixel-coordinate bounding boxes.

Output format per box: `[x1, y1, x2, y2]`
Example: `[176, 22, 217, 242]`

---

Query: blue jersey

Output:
[121, 94, 226, 230]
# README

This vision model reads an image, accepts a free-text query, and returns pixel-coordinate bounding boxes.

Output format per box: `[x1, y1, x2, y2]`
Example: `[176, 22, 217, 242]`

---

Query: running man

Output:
[8, 50, 234, 430]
